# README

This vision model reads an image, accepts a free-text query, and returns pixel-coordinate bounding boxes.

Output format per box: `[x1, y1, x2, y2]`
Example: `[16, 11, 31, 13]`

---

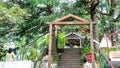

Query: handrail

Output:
[99, 48, 114, 68]
[93, 40, 114, 68]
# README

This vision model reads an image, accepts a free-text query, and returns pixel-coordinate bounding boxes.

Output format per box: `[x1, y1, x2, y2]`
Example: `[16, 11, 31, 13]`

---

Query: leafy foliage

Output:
[0, 0, 120, 61]
[80, 44, 91, 62]
[82, 44, 91, 54]
[0, 43, 6, 61]
[98, 0, 120, 36]
[57, 32, 67, 48]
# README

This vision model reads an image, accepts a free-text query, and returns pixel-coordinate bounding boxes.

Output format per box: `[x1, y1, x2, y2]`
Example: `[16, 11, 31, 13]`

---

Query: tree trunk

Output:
[109, 0, 116, 46]
[90, 0, 99, 68]
[90, 0, 99, 41]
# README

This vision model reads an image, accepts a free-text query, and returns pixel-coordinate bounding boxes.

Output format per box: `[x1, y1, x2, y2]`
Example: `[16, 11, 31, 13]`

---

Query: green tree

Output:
[0, 0, 120, 61]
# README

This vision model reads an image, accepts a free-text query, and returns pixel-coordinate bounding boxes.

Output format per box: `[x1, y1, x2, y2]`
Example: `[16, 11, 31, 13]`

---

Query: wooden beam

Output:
[67, 14, 88, 22]
[48, 24, 53, 68]
[51, 25, 57, 57]
[53, 14, 88, 22]
[53, 14, 72, 22]
[90, 23, 95, 68]
[47, 22, 96, 25]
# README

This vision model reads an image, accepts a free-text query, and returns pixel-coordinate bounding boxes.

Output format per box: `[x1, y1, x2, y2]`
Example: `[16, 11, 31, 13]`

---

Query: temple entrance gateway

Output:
[47, 14, 96, 68]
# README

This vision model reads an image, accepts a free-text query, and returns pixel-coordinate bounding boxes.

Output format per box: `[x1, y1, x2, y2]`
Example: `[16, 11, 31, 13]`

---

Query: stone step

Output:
[63, 52, 80, 54]
[61, 55, 80, 57]
[57, 48, 83, 68]
[61, 58, 80, 59]
[63, 51, 81, 54]
[63, 48, 81, 50]
[57, 65, 83, 68]
[59, 61, 80, 64]
[63, 49, 81, 52]
[58, 62, 81, 66]
[62, 52, 81, 54]
[63, 51, 80, 53]
[61, 57, 80, 59]
[60, 58, 80, 60]
[61, 56, 80, 58]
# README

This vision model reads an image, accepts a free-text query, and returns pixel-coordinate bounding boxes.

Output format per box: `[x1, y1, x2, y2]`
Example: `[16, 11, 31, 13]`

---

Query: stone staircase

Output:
[57, 48, 83, 68]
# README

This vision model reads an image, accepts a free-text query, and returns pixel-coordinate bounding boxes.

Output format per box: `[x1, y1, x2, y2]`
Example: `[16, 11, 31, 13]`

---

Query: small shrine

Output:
[63, 32, 84, 48]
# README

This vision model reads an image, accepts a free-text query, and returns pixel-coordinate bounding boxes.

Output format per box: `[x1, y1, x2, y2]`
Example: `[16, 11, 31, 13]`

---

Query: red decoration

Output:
[81, 28, 86, 33]
[86, 53, 92, 61]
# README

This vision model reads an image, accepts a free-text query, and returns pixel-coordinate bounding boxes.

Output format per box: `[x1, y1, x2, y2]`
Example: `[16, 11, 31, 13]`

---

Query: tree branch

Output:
[90, 0, 99, 21]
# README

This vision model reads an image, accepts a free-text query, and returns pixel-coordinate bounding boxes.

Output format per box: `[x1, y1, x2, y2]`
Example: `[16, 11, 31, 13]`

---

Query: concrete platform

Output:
[0, 60, 33, 68]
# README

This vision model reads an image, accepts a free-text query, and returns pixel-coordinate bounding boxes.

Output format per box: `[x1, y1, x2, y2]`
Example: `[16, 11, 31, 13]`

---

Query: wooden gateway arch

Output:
[47, 14, 96, 68]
